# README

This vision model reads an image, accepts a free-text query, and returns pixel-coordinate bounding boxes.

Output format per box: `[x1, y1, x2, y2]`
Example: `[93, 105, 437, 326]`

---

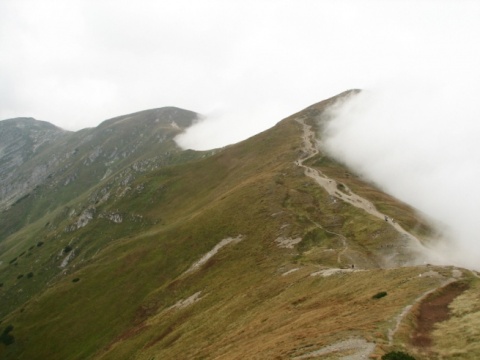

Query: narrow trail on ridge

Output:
[293, 117, 465, 357]
[294, 117, 428, 257]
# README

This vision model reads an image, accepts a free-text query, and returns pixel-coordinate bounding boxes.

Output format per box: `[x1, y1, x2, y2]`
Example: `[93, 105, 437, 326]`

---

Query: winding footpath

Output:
[293, 118, 462, 359]
[294, 118, 428, 257]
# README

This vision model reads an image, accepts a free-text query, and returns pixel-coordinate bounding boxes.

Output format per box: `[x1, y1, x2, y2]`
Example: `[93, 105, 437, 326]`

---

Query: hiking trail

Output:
[295, 118, 428, 258]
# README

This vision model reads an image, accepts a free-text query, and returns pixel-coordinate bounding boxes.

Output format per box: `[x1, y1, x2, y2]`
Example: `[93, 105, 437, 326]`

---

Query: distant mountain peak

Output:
[0, 117, 67, 132]
[98, 106, 198, 130]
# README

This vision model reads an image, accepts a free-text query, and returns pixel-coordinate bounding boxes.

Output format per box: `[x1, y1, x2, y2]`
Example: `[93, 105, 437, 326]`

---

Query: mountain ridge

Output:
[1, 92, 479, 359]
[0, 106, 201, 245]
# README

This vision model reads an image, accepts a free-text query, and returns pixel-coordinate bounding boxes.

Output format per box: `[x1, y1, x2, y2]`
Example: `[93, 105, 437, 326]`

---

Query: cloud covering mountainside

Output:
[321, 85, 480, 269]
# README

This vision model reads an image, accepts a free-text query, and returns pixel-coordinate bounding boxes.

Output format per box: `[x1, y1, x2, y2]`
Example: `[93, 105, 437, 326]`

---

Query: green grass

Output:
[1, 94, 475, 359]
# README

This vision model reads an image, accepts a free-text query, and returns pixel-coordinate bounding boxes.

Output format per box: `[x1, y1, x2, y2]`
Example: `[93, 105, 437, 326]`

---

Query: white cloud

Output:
[2, 0, 478, 134]
[322, 82, 480, 269]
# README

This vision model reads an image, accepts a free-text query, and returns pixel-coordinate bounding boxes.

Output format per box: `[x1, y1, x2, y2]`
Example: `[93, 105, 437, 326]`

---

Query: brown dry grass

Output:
[96, 266, 453, 360]
[2, 92, 474, 360]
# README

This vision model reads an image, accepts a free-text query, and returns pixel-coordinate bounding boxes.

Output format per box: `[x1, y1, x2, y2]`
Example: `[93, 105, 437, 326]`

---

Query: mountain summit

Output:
[0, 93, 478, 359]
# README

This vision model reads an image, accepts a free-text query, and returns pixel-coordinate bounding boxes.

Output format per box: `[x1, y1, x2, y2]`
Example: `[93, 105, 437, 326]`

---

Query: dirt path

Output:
[411, 280, 468, 347]
[292, 338, 376, 360]
[387, 277, 456, 345]
[295, 118, 427, 257]
[387, 268, 464, 347]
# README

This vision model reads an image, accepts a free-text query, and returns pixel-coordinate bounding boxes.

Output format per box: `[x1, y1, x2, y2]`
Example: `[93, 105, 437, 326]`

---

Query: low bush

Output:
[0, 325, 15, 346]
[382, 351, 415, 360]
[372, 291, 388, 299]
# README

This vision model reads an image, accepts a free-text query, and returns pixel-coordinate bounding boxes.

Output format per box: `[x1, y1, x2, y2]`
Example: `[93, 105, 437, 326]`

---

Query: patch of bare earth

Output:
[411, 281, 469, 348]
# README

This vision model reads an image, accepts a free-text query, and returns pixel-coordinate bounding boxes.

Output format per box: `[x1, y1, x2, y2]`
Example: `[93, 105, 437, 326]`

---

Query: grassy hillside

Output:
[0, 107, 198, 241]
[1, 93, 478, 359]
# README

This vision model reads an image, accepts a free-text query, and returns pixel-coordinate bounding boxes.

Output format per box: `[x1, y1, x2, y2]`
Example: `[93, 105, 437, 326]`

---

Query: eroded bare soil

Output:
[411, 281, 469, 347]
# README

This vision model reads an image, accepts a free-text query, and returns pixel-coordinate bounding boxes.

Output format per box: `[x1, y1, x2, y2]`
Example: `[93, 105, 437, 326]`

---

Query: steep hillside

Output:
[0, 118, 69, 208]
[1, 93, 479, 360]
[0, 107, 200, 241]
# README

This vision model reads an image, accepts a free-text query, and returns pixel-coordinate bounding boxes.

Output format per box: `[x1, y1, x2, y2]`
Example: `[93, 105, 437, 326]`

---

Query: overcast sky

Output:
[1, 1, 479, 148]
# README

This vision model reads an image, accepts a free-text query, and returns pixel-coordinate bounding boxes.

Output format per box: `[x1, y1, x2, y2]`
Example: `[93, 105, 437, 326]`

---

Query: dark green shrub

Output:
[0, 325, 15, 346]
[382, 351, 415, 360]
[72, 278, 80, 283]
[37, 241, 44, 247]
[64, 245, 73, 253]
[27, 272, 34, 279]
[17, 274, 24, 280]
[372, 291, 388, 299]
[3, 325, 13, 333]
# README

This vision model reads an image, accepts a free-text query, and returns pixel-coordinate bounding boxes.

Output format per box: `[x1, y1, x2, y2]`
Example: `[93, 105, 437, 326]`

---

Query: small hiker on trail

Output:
[384, 215, 388, 222]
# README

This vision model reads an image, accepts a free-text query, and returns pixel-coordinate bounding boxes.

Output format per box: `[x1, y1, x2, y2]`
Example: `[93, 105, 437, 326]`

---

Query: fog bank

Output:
[321, 85, 480, 269]
[174, 102, 285, 151]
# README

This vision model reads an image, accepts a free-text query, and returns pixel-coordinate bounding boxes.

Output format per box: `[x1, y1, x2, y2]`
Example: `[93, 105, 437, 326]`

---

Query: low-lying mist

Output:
[321, 85, 480, 270]
[174, 104, 286, 150]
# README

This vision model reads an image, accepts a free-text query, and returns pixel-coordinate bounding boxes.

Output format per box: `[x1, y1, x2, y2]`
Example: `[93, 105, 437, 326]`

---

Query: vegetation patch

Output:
[0, 325, 15, 346]
[336, 182, 350, 194]
[297, 227, 335, 253]
[382, 351, 415, 360]
[372, 291, 388, 299]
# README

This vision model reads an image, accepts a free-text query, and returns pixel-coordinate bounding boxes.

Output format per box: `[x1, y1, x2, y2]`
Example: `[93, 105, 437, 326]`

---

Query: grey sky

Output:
[2, 1, 479, 148]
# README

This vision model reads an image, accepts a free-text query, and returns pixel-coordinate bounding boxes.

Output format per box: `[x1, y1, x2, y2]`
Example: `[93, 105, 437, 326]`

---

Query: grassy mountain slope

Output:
[0, 117, 69, 208]
[1, 93, 479, 359]
[0, 107, 199, 240]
